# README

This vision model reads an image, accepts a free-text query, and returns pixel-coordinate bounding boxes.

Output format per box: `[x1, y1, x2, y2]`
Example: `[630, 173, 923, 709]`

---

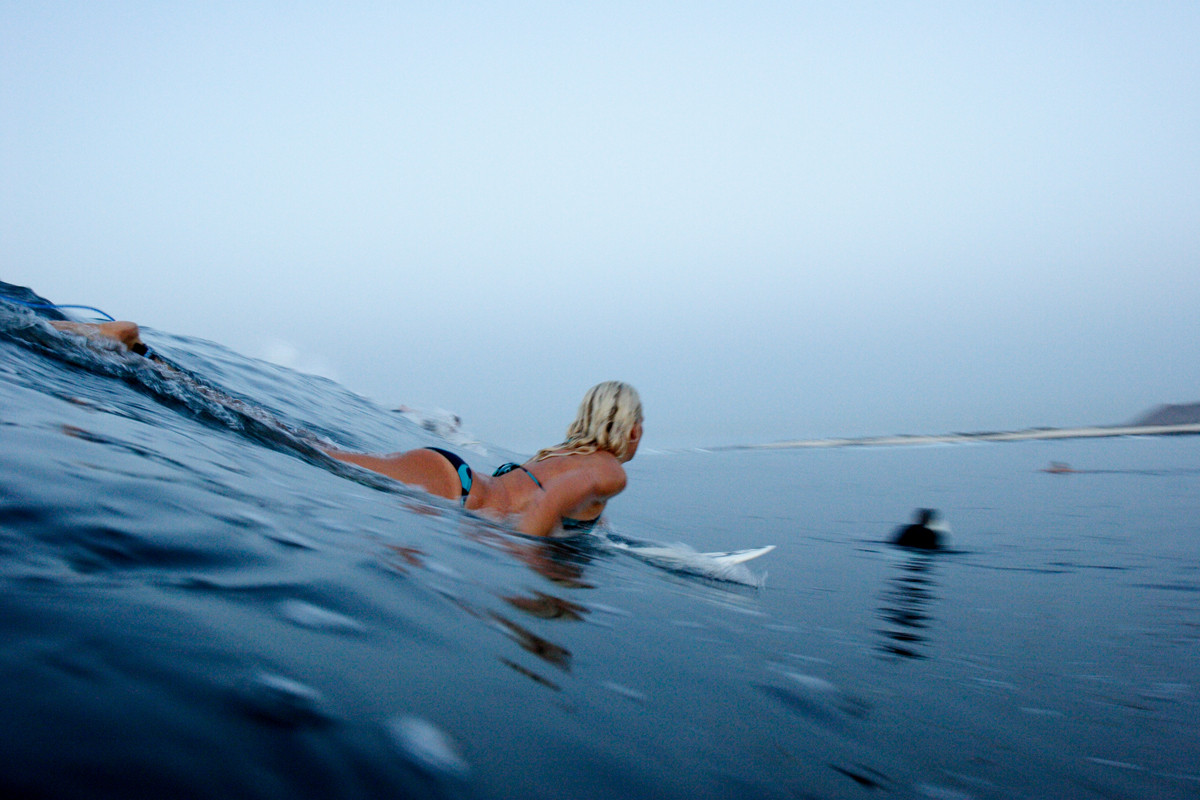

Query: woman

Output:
[47, 319, 642, 539]
[324, 380, 642, 538]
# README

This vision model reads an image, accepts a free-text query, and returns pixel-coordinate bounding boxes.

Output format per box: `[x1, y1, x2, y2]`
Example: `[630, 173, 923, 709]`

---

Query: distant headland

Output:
[721, 402, 1200, 451]
[1129, 402, 1200, 427]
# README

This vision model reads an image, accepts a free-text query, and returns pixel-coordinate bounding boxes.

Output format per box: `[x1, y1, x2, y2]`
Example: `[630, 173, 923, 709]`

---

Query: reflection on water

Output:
[489, 612, 572, 670]
[876, 552, 940, 660]
[504, 590, 589, 621]
[469, 528, 596, 588]
[384, 533, 591, 687]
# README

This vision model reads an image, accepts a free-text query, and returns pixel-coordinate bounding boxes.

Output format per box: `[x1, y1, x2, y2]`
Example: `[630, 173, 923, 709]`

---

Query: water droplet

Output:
[1086, 757, 1145, 771]
[386, 716, 470, 778]
[1019, 706, 1064, 717]
[277, 599, 366, 633]
[237, 670, 330, 727]
[916, 783, 975, 800]
[601, 681, 647, 702]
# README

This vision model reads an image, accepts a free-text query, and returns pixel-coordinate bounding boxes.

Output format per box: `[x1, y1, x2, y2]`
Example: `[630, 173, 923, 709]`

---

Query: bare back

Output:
[470, 451, 627, 537]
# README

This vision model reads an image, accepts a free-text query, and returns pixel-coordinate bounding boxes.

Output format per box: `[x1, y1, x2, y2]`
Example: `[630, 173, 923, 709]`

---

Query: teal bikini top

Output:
[493, 462, 542, 488]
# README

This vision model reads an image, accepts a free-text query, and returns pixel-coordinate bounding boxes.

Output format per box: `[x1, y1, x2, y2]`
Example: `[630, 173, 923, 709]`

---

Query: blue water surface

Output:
[1, 297, 1198, 799]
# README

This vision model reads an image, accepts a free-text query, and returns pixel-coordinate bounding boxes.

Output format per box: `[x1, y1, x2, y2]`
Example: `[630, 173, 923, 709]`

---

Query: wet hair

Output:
[534, 381, 643, 462]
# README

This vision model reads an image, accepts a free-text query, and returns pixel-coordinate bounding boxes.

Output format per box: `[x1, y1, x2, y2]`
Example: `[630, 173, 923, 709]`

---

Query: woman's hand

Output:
[50, 320, 147, 354]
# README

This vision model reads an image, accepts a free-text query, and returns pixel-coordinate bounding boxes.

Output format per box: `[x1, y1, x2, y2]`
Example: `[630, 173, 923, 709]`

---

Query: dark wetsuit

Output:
[891, 508, 943, 550]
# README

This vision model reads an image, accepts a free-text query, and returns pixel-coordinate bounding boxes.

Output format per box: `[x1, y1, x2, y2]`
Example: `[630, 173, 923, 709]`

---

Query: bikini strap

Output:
[493, 462, 544, 490]
[519, 465, 544, 490]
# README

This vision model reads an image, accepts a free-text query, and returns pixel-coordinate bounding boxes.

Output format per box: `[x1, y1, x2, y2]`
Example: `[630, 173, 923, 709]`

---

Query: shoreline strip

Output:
[717, 423, 1200, 451]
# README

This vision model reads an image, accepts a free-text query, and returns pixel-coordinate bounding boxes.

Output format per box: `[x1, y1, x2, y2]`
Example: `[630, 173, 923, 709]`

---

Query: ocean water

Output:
[2, 297, 1198, 799]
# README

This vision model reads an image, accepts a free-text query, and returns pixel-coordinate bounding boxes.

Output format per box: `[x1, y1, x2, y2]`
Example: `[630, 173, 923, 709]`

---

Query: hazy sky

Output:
[4, 2, 1198, 451]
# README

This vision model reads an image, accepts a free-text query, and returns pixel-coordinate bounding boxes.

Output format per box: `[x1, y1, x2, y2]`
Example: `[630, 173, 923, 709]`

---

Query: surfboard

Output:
[599, 532, 774, 584]
[601, 533, 774, 562]
[698, 545, 776, 565]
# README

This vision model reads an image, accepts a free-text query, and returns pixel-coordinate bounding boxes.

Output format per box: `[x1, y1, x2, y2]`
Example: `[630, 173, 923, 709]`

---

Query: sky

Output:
[3, 1, 1198, 452]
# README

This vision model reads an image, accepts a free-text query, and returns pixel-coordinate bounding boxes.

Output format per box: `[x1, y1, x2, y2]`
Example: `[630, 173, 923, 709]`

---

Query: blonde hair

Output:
[534, 381, 643, 462]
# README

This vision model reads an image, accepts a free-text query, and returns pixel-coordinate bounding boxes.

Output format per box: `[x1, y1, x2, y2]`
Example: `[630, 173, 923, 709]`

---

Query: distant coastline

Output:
[1130, 402, 1200, 427]
[719, 402, 1200, 451]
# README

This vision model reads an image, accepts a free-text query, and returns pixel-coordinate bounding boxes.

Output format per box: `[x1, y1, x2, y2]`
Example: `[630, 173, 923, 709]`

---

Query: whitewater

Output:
[2, 286, 1198, 799]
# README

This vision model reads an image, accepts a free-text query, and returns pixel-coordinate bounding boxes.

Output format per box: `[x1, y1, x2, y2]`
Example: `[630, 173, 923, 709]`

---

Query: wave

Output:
[9, 284, 1191, 800]
[1, 284, 794, 798]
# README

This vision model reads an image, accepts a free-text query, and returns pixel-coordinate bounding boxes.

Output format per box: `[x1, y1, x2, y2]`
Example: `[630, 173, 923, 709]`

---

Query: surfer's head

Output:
[535, 381, 643, 462]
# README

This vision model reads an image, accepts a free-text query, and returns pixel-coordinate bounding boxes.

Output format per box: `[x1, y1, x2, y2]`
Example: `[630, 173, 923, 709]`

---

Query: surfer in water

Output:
[322, 380, 642, 538]
[46, 319, 642, 539]
[891, 508, 947, 551]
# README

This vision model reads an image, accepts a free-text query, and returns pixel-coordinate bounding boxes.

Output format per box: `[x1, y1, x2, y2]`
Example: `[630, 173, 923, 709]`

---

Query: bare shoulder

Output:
[570, 451, 627, 496]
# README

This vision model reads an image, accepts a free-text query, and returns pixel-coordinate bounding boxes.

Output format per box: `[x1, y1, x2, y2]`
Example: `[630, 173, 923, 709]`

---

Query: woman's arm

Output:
[517, 460, 627, 538]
